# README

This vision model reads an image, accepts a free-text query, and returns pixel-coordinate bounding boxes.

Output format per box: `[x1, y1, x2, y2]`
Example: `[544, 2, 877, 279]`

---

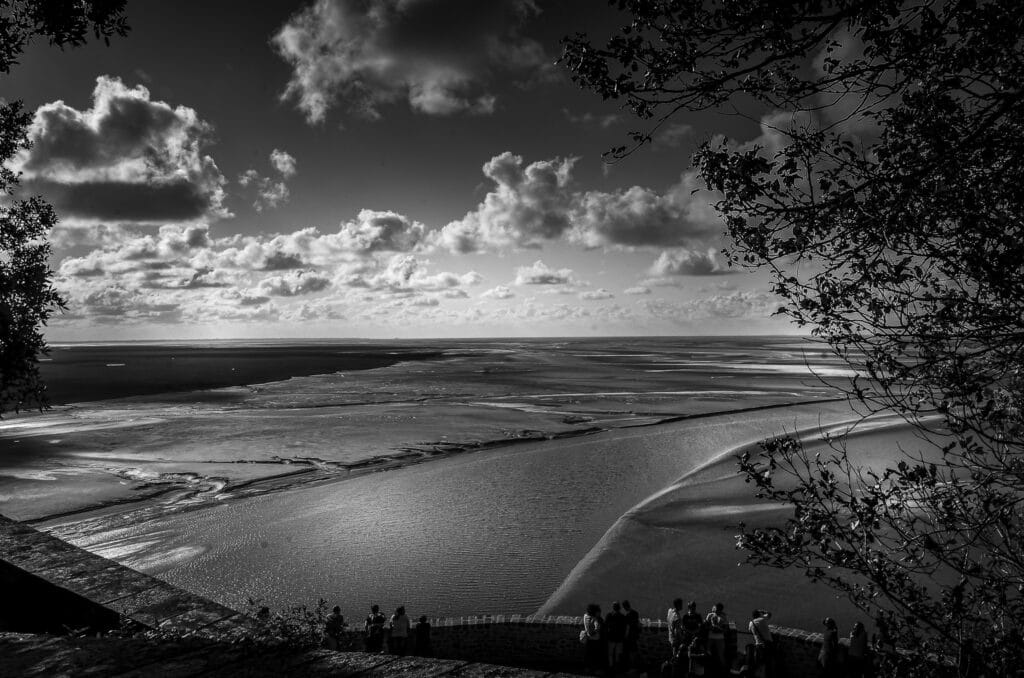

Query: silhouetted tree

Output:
[0, 1, 127, 414]
[564, 2, 1024, 675]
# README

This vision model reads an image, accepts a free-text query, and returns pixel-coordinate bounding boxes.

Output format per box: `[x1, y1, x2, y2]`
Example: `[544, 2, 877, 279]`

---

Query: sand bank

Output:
[538, 409, 941, 632]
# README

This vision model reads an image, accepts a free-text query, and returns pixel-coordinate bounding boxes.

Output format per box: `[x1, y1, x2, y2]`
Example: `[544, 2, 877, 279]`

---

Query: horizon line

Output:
[47, 333, 816, 347]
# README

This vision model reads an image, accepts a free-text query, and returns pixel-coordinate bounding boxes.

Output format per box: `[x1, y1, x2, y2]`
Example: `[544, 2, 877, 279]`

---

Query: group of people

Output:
[664, 599, 733, 677]
[320, 604, 434, 656]
[581, 601, 643, 674]
[322, 597, 892, 676]
[581, 599, 897, 678]
[363, 604, 434, 656]
[752, 610, 887, 678]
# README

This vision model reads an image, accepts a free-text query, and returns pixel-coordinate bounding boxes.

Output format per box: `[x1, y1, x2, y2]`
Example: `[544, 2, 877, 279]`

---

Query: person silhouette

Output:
[364, 604, 386, 653]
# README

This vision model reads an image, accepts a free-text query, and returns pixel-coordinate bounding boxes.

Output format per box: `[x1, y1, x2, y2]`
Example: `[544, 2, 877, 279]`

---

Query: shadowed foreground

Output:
[0, 633, 581, 678]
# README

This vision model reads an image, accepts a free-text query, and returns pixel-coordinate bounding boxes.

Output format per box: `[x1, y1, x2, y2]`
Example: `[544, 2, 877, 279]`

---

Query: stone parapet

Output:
[0, 632, 586, 677]
[0, 514, 246, 638]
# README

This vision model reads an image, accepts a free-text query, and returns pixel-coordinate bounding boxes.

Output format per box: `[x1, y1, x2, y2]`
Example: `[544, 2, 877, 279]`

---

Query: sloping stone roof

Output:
[0, 514, 244, 636]
[0, 633, 584, 677]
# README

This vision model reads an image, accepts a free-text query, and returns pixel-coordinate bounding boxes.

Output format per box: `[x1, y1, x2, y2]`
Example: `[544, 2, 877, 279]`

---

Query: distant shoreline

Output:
[38, 344, 450, 406]
[37, 336, 832, 406]
[47, 333, 815, 346]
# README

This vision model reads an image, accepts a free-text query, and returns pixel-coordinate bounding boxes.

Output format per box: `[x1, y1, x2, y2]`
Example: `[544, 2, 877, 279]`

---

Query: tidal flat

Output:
[0, 337, 917, 631]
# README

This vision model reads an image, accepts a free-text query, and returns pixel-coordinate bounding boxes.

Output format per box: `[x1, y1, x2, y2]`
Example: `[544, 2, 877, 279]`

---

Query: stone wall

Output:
[0, 558, 121, 635]
[0, 514, 247, 638]
[339, 615, 835, 677]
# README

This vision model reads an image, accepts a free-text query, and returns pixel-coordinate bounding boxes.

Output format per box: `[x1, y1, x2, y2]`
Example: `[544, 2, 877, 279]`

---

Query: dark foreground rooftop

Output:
[0, 632, 583, 678]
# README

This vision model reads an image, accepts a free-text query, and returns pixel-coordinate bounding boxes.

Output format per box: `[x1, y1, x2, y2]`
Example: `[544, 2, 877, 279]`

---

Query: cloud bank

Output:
[15, 76, 227, 223]
[273, 0, 547, 122]
[435, 152, 724, 255]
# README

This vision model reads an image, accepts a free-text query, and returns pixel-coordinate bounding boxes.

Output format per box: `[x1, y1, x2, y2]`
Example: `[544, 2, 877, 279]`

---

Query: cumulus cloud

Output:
[647, 248, 726, 277]
[568, 171, 722, 249]
[239, 169, 290, 212]
[623, 285, 651, 295]
[434, 152, 723, 254]
[237, 293, 271, 307]
[580, 288, 614, 300]
[514, 260, 577, 286]
[189, 208, 426, 274]
[338, 254, 481, 294]
[62, 285, 184, 324]
[270, 148, 297, 177]
[335, 209, 426, 253]
[290, 298, 346, 321]
[51, 218, 484, 327]
[48, 222, 139, 251]
[15, 76, 227, 223]
[272, 0, 547, 122]
[256, 271, 332, 296]
[58, 224, 212, 279]
[238, 149, 298, 212]
[436, 152, 577, 253]
[481, 285, 514, 299]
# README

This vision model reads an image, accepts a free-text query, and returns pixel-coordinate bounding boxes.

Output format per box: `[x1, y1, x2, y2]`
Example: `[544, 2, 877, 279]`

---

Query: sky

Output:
[5, 0, 798, 340]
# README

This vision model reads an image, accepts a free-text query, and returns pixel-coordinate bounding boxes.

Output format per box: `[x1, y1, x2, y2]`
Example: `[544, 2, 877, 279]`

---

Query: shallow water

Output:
[63, 425, 706, 618]
[47, 402, 858, 622]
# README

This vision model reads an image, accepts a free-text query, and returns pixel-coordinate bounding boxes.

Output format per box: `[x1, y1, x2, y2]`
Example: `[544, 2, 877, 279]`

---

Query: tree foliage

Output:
[0, 1, 127, 414]
[564, 1, 1024, 675]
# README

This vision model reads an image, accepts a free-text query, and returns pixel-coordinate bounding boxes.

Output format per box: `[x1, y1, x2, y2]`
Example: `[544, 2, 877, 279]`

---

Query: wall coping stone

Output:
[0, 632, 592, 678]
[0, 514, 249, 637]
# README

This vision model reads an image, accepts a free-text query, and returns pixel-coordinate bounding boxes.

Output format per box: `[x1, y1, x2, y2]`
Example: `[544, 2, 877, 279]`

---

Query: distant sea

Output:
[39, 336, 850, 405]
[40, 340, 448, 405]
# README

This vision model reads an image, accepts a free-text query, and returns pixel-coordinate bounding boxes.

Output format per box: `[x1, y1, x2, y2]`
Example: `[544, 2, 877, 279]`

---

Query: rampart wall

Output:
[0, 514, 245, 638]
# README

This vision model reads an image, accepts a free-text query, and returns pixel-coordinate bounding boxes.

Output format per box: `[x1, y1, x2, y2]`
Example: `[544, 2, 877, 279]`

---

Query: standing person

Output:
[667, 598, 685, 656]
[582, 603, 604, 675]
[818, 617, 839, 677]
[705, 602, 729, 673]
[622, 600, 641, 670]
[605, 601, 627, 673]
[389, 606, 410, 655]
[748, 609, 775, 678]
[681, 601, 703, 654]
[415, 615, 433, 657]
[847, 621, 870, 678]
[324, 605, 347, 650]
[364, 604, 386, 653]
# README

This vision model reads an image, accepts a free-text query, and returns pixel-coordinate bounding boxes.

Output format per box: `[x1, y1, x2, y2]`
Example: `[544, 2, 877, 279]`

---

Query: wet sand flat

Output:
[2, 338, 839, 522]
[39, 400, 864, 623]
